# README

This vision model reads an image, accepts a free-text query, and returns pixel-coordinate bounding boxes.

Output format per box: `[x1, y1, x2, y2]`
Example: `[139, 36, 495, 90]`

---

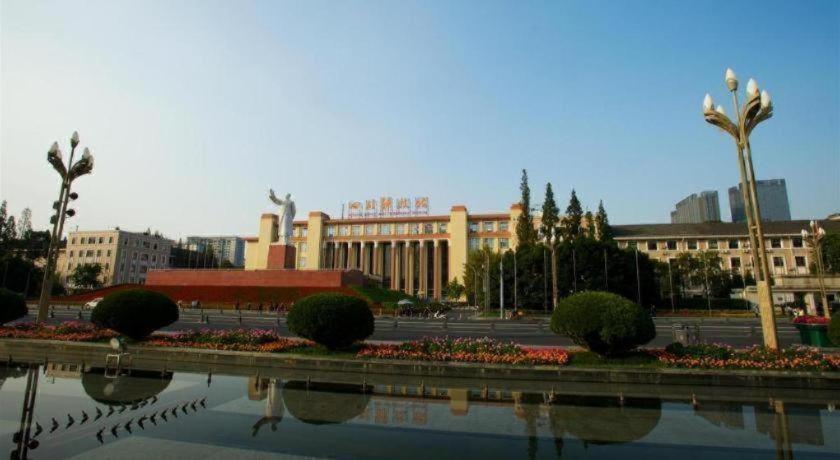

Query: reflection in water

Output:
[1, 361, 838, 459]
[282, 380, 371, 425]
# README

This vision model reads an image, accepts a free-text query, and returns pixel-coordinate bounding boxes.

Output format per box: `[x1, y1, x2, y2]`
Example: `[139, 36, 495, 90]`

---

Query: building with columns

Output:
[244, 204, 524, 299]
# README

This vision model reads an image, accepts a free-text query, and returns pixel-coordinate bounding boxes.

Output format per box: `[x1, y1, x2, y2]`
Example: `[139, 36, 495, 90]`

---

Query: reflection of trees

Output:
[514, 393, 544, 460]
[82, 369, 173, 406]
[251, 378, 284, 436]
[755, 402, 824, 446]
[549, 395, 662, 446]
[695, 401, 745, 429]
[0, 363, 27, 390]
[282, 381, 370, 425]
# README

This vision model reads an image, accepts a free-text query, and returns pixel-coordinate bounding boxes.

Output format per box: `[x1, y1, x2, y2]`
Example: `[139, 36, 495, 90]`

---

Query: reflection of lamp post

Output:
[703, 68, 779, 349]
[802, 221, 830, 318]
[36, 132, 94, 323]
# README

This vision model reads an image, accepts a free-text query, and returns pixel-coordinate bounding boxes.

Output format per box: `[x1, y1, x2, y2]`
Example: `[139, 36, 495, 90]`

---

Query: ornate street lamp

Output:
[703, 68, 778, 349]
[36, 132, 95, 323]
[802, 220, 830, 318]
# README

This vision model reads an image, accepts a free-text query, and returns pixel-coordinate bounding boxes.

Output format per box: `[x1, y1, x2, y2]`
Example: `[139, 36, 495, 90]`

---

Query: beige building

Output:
[56, 229, 174, 287]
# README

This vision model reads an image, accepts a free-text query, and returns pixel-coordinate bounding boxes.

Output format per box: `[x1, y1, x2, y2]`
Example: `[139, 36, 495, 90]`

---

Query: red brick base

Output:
[145, 269, 364, 288]
[267, 244, 296, 269]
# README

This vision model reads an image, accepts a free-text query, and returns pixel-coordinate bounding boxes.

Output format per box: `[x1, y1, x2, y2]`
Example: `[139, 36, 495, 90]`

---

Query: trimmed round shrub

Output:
[550, 291, 655, 356]
[287, 293, 374, 350]
[829, 314, 840, 347]
[91, 289, 178, 340]
[0, 288, 27, 325]
[283, 381, 370, 424]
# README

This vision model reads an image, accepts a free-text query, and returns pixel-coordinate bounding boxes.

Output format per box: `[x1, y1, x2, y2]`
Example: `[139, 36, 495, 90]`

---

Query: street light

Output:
[703, 68, 779, 349]
[550, 233, 558, 309]
[802, 221, 830, 318]
[36, 132, 94, 323]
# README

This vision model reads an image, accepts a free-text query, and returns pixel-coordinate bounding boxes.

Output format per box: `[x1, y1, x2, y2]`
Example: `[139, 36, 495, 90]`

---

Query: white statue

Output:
[269, 189, 296, 245]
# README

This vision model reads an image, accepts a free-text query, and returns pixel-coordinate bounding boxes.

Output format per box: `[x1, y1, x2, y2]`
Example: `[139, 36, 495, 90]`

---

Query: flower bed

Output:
[792, 315, 831, 325]
[356, 337, 570, 365]
[658, 343, 840, 371]
[0, 321, 116, 342]
[145, 328, 310, 353]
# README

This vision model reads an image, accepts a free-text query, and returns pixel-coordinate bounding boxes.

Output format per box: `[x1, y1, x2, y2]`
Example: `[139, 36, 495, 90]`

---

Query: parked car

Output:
[84, 297, 103, 310]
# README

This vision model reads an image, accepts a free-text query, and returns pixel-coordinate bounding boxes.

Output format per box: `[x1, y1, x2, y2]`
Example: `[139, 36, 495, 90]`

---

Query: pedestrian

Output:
[650, 305, 656, 317]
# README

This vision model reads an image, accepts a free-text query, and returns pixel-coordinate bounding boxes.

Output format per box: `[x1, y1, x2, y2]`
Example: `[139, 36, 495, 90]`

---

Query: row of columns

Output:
[323, 240, 445, 300]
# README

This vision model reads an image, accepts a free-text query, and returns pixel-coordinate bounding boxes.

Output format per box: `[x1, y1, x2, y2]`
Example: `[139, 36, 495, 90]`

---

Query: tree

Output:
[594, 200, 613, 242]
[69, 263, 103, 290]
[819, 233, 840, 273]
[540, 183, 559, 241]
[562, 189, 583, 240]
[515, 169, 539, 246]
[584, 210, 595, 239]
[0, 201, 17, 257]
[443, 278, 465, 301]
[17, 208, 32, 240]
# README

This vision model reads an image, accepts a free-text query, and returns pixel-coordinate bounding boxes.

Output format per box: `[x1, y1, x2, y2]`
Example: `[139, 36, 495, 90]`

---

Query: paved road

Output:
[23, 305, 801, 348]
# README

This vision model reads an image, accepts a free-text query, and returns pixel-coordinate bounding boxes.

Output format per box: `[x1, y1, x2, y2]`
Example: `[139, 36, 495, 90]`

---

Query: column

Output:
[433, 240, 443, 300]
[373, 241, 380, 276]
[391, 241, 400, 290]
[361, 242, 369, 275]
[418, 240, 427, 297]
[405, 242, 414, 295]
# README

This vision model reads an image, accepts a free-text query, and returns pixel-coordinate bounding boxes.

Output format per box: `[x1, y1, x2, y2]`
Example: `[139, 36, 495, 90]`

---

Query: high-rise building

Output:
[185, 236, 246, 267]
[670, 191, 720, 224]
[55, 229, 174, 286]
[729, 179, 791, 223]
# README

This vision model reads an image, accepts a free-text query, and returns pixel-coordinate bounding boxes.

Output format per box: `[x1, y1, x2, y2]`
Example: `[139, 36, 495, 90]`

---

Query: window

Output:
[438, 223, 447, 233]
[86, 250, 94, 257]
[423, 223, 434, 234]
[71, 237, 76, 244]
[327, 226, 336, 237]
[140, 266, 148, 273]
[773, 257, 784, 268]
[104, 263, 110, 270]
[707, 240, 718, 249]
[106, 250, 111, 257]
[483, 222, 495, 232]
[96, 250, 102, 257]
[410, 224, 420, 235]
[687, 240, 698, 250]
[300, 243, 308, 253]
[792, 237, 803, 248]
[666, 240, 677, 250]
[365, 224, 376, 235]
[301, 228, 308, 237]
[69, 250, 74, 257]
[483, 238, 494, 249]
[468, 238, 480, 250]
[153, 243, 158, 250]
[379, 224, 392, 235]
[795, 256, 806, 268]
[351, 225, 362, 236]
[338, 226, 350, 236]
[646, 241, 657, 251]
[469, 222, 479, 233]
[730, 257, 741, 268]
[299, 257, 307, 268]
[499, 238, 509, 249]
[396, 224, 407, 235]
[728, 239, 739, 249]
[98, 237, 103, 244]
[133, 252, 138, 260]
[152, 255, 157, 262]
[499, 222, 509, 232]
[108, 237, 113, 244]
[770, 238, 782, 249]
[627, 241, 637, 249]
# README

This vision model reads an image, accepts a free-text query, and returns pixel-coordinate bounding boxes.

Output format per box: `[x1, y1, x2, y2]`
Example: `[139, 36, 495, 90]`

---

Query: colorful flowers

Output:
[792, 315, 831, 325]
[0, 321, 116, 342]
[145, 328, 309, 353]
[356, 337, 570, 365]
[657, 343, 839, 371]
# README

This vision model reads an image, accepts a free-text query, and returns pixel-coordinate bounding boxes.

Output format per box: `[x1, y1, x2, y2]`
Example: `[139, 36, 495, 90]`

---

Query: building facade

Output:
[185, 236, 246, 267]
[56, 229, 174, 286]
[670, 191, 720, 224]
[729, 179, 791, 223]
[245, 204, 524, 299]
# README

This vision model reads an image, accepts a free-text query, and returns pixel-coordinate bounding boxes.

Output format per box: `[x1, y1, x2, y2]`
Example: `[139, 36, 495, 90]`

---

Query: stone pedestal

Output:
[267, 244, 296, 269]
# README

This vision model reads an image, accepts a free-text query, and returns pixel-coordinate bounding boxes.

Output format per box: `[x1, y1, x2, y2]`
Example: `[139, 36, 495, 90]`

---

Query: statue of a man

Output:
[269, 189, 296, 245]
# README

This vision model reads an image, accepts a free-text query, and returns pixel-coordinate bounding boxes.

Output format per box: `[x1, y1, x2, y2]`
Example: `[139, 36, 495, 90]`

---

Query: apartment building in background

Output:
[185, 236, 246, 267]
[55, 229, 174, 286]
[729, 179, 791, 223]
[670, 191, 721, 224]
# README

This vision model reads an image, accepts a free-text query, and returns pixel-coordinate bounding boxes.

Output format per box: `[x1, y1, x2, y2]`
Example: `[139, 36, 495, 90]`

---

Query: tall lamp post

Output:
[802, 220, 830, 318]
[550, 233, 558, 309]
[703, 68, 778, 349]
[36, 132, 95, 323]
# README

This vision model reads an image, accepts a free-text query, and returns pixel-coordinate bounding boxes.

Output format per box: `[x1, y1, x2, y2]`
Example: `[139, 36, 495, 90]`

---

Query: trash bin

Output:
[672, 324, 690, 345]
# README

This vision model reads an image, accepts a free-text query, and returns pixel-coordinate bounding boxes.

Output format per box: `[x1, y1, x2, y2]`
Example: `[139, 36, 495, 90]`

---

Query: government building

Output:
[242, 202, 839, 301]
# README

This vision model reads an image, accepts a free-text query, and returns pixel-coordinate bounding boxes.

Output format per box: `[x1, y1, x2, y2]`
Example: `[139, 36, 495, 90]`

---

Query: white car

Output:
[84, 297, 103, 310]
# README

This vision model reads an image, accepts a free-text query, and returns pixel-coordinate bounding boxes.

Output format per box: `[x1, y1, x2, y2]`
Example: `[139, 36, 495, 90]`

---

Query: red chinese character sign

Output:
[344, 196, 430, 218]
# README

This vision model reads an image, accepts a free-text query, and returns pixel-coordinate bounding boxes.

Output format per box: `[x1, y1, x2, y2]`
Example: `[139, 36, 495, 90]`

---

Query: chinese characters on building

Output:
[346, 196, 430, 218]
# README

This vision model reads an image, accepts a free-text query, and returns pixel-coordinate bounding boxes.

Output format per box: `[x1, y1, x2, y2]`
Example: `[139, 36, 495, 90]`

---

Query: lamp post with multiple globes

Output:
[802, 220, 831, 319]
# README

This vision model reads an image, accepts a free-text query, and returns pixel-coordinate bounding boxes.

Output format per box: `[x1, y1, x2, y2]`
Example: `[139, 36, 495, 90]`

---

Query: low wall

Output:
[146, 268, 364, 288]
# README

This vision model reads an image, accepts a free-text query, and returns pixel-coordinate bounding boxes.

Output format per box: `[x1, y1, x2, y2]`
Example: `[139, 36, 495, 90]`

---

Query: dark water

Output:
[1, 362, 838, 459]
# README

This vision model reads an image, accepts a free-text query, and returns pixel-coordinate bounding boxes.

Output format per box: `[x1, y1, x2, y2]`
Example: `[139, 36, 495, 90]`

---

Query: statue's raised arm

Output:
[268, 188, 284, 205]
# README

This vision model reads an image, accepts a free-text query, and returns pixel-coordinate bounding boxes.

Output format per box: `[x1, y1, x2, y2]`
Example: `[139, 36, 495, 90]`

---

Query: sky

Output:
[1, 0, 838, 240]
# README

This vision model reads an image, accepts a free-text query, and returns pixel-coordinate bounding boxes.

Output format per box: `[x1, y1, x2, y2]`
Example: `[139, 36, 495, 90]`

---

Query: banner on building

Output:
[344, 196, 430, 218]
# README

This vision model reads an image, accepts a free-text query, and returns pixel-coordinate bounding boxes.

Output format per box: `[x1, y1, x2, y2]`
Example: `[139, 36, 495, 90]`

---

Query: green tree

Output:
[0, 201, 17, 257]
[562, 189, 583, 240]
[515, 169, 539, 246]
[17, 208, 32, 240]
[443, 278, 465, 301]
[540, 183, 559, 241]
[69, 263, 103, 290]
[594, 200, 613, 242]
[819, 233, 840, 273]
[584, 210, 595, 239]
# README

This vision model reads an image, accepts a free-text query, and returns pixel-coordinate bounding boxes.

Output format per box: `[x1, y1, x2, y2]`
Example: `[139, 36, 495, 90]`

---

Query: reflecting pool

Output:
[1, 360, 839, 459]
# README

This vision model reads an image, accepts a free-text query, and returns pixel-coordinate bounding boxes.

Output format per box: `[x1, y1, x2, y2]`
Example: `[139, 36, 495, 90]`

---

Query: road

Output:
[23, 305, 801, 348]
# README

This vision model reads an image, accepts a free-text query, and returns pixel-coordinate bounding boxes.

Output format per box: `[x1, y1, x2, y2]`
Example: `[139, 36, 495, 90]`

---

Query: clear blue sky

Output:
[2, 0, 838, 239]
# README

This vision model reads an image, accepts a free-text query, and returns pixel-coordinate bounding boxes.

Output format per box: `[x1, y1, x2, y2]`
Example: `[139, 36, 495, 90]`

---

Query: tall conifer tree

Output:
[595, 200, 613, 242]
[515, 169, 538, 246]
[563, 189, 583, 240]
[540, 183, 559, 241]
